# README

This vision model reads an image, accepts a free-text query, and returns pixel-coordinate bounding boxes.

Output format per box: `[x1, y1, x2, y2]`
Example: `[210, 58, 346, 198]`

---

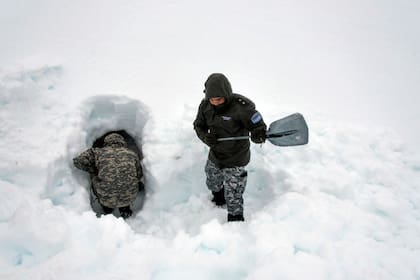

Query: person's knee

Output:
[206, 179, 223, 192]
[205, 169, 224, 192]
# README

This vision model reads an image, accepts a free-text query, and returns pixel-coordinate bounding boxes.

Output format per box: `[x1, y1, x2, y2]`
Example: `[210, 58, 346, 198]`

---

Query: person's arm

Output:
[135, 155, 145, 191]
[135, 156, 143, 180]
[249, 111, 267, 143]
[73, 148, 97, 174]
[193, 101, 212, 146]
[241, 103, 267, 143]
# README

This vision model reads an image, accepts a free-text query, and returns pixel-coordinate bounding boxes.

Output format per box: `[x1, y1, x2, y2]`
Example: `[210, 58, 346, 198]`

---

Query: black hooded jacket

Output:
[194, 73, 267, 168]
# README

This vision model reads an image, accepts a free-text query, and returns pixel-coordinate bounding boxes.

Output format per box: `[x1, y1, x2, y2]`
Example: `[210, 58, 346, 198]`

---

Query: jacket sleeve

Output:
[239, 100, 267, 131]
[73, 148, 97, 174]
[136, 156, 143, 179]
[193, 101, 210, 145]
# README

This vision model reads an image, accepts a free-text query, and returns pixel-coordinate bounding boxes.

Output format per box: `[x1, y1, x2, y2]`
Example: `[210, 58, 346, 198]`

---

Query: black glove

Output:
[204, 132, 218, 147]
[251, 126, 266, 144]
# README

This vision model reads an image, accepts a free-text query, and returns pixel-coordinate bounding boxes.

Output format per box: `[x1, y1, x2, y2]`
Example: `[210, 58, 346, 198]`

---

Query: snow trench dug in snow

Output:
[45, 95, 150, 213]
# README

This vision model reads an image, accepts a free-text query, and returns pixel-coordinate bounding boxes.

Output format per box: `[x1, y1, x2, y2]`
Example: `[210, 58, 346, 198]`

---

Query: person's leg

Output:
[223, 167, 247, 222]
[119, 206, 133, 219]
[205, 160, 226, 205]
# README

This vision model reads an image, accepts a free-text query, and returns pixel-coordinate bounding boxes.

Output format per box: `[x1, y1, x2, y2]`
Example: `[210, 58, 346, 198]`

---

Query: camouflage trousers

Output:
[205, 160, 248, 216]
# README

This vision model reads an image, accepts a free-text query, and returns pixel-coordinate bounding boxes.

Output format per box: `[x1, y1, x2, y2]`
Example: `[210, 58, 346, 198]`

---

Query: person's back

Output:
[73, 133, 141, 218]
[94, 141, 140, 208]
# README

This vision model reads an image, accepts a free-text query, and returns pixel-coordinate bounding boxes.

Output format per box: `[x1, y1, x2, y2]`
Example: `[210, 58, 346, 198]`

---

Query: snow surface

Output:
[1, 0, 420, 279]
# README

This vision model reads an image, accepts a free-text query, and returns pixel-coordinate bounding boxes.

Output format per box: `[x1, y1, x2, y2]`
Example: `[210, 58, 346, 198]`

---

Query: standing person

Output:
[193, 73, 267, 222]
[73, 133, 142, 219]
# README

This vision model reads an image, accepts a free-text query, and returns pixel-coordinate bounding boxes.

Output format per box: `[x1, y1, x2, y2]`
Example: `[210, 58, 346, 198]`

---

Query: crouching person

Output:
[73, 133, 142, 219]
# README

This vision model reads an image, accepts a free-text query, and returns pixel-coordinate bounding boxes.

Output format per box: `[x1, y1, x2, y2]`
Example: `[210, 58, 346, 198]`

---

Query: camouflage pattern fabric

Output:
[73, 133, 141, 208]
[205, 160, 247, 216]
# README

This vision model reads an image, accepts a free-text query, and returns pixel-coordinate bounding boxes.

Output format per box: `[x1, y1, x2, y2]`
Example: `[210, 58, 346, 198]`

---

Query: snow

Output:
[1, 0, 420, 279]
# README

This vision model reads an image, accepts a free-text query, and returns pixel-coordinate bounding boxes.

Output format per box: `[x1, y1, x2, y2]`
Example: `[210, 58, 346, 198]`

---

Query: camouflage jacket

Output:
[73, 143, 141, 208]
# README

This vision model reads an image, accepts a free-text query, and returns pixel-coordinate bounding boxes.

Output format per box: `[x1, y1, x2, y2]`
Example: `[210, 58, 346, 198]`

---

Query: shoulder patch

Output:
[251, 112, 262, 124]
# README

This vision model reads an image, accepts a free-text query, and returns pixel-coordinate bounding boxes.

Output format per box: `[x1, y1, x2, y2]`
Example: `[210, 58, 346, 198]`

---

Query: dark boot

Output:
[102, 205, 114, 215]
[228, 213, 245, 222]
[211, 188, 226, 206]
[119, 206, 133, 219]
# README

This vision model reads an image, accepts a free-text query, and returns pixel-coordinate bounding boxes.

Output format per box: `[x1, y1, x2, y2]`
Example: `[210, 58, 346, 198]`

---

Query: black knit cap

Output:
[203, 73, 233, 99]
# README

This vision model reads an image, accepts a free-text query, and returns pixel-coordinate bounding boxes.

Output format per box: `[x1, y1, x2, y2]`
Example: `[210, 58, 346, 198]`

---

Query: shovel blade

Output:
[267, 113, 309, 146]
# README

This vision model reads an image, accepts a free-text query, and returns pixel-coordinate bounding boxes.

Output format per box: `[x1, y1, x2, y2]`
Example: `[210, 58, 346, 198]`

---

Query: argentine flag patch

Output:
[251, 112, 262, 124]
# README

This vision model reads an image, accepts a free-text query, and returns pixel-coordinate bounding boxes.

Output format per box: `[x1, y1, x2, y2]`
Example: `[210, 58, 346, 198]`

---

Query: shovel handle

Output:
[217, 129, 298, 142]
[217, 136, 250, 141]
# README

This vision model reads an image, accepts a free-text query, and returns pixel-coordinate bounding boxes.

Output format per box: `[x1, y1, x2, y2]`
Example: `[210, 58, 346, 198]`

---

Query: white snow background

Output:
[1, 0, 420, 279]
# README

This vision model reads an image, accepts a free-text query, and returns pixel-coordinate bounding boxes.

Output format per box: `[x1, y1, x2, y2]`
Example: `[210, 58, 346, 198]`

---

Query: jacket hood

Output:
[104, 133, 126, 147]
[204, 73, 233, 99]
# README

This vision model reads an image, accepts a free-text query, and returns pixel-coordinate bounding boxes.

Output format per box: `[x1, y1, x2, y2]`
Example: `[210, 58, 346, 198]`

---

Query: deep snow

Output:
[0, 63, 419, 280]
[1, 0, 420, 279]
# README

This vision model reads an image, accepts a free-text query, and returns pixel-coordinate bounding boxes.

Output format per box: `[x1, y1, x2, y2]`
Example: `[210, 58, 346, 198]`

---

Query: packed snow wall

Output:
[45, 95, 151, 212]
